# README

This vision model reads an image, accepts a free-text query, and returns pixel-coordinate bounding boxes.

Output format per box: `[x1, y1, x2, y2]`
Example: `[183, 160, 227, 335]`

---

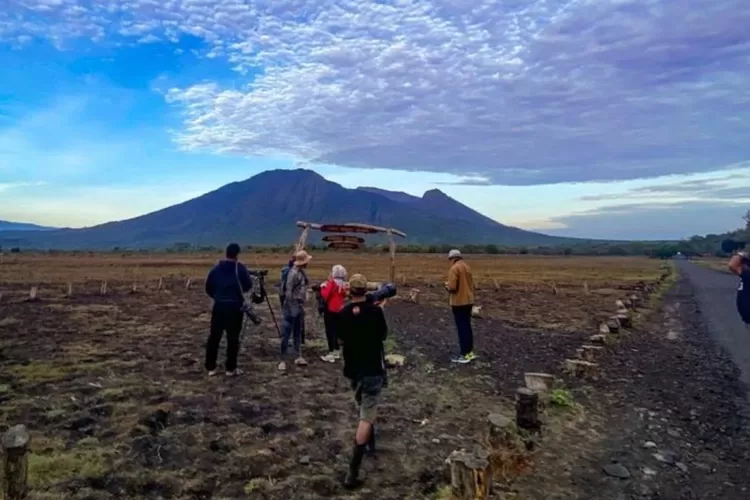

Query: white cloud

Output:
[1, 0, 749, 185]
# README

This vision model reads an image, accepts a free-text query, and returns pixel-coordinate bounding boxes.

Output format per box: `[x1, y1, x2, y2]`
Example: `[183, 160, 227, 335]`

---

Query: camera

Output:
[250, 269, 269, 278]
[366, 283, 397, 304]
[241, 303, 262, 325]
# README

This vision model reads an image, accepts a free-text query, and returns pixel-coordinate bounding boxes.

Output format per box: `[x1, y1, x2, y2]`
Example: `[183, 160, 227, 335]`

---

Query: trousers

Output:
[323, 310, 341, 352]
[206, 304, 244, 371]
[452, 304, 474, 356]
[281, 310, 305, 357]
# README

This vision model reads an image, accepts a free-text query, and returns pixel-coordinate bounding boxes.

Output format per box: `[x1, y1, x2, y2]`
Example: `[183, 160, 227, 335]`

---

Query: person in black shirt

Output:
[728, 245, 750, 329]
[204, 243, 253, 377]
[337, 273, 388, 489]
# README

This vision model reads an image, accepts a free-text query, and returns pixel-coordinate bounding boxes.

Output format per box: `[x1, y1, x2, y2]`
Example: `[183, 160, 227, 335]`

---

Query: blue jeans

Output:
[452, 305, 474, 356]
[281, 310, 305, 357]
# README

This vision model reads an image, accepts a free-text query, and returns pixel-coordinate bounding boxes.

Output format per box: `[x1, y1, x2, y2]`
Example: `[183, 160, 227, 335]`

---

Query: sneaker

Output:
[295, 357, 308, 366]
[451, 354, 472, 364]
[321, 353, 336, 363]
[207, 370, 219, 377]
[333, 350, 342, 360]
[226, 369, 243, 377]
[278, 361, 287, 371]
[466, 352, 478, 361]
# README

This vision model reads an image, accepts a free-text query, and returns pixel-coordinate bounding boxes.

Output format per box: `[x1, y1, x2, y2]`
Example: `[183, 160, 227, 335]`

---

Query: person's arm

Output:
[446, 266, 459, 293]
[337, 311, 350, 344]
[205, 267, 216, 298]
[729, 254, 744, 276]
[320, 281, 332, 301]
[239, 264, 254, 292]
[375, 306, 388, 341]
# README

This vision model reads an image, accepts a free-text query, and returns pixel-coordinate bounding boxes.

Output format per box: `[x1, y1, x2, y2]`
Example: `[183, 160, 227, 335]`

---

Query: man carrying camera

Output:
[338, 273, 389, 489]
[279, 250, 312, 371]
[726, 239, 750, 329]
[204, 243, 254, 377]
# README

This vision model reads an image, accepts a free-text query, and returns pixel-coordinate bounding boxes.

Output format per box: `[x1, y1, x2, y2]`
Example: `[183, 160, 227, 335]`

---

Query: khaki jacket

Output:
[447, 259, 475, 307]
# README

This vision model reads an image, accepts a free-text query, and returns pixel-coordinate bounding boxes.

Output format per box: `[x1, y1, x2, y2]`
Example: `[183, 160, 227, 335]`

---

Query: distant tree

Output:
[562, 247, 573, 256]
[10, 247, 20, 253]
[484, 244, 499, 254]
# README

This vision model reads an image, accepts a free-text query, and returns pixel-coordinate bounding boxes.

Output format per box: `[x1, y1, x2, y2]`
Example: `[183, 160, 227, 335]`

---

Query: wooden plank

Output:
[327, 241, 364, 250]
[322, 235, 366, 244]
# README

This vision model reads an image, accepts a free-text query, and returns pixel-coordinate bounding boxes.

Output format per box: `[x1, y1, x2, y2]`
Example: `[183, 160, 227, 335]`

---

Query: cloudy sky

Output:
[1, 0, 748, 240]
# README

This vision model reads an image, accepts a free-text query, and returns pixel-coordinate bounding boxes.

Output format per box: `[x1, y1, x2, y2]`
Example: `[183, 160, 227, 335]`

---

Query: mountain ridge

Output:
[0, 169, 575, 249]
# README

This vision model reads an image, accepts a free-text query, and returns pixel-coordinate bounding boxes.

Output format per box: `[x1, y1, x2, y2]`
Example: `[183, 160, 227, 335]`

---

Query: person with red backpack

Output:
[320, 264, 348, 363]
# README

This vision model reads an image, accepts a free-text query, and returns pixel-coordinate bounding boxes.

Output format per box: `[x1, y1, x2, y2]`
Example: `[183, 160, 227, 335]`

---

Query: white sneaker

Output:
[278, 361, 287, 371]
[320, 353, 336, 363]
[226, 369, 243, 377]
[207, 370, 218, 377]
[295, 357, 308, 366]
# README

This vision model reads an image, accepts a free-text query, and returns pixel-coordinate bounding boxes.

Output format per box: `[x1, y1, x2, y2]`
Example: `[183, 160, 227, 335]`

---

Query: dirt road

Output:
[677, 260, 750, 388]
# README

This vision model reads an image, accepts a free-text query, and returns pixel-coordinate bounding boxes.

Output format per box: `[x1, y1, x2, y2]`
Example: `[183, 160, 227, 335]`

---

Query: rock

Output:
[642, 466, 657, 477]
[384, 354, 406, 367]
[676, 462, 688, 473]
[299, 455, 311, 465]
[603, 463, 631, 479]
[654, 450, 679, 465]
[643, 441, 657, 449]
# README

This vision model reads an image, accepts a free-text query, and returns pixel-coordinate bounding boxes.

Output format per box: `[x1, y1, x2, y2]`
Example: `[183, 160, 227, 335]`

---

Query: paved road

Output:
[677, 260, 750, 388]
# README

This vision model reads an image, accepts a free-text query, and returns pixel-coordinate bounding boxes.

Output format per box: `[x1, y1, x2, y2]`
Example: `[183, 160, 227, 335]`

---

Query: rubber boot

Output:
[366, 425, 376, 455]
[344, 443, 367, 489]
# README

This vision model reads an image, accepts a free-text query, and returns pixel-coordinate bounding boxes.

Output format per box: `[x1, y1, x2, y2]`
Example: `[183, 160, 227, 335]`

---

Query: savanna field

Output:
[0, 252, 678, 499]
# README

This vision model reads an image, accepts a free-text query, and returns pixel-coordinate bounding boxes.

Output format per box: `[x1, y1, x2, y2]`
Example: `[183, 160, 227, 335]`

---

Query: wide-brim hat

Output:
[293, 250, 313, 266]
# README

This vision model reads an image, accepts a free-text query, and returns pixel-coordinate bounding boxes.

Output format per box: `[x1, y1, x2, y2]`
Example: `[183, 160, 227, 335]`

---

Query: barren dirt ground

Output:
[2, 253, 749, 499]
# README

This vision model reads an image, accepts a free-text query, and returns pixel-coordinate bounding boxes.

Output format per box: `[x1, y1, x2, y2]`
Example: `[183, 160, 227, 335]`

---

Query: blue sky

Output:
[1, 0, 749, 240]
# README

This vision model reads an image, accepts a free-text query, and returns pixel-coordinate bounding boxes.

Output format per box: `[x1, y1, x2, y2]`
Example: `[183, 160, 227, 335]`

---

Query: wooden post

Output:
[409, 288, 420, 304]
[487, 413, 516, 450]
[66, 282, 73, 297]
[447, 449, 492, 500]
[130, 282, 138, 294]
[492, 279, 500, 292]
[583, 281, 589, 295]
[523, 373, 555, 394]
[296, 223, 311, 251]
[577, 345, 604, 362]
[2, 424, 30, 500]
[564, 359, 598, 377]
[515, 388, 540, 432]
[185, 279, 192, 290]
[100, 281, 108, 295]
[28, 287, 38, 302]
[387, 228, 396, 285]
[157, 278, 163, 291]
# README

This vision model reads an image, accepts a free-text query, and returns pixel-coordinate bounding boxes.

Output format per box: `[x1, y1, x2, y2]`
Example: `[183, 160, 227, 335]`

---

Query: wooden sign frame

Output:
[295, 221, 406, 283]
[327, 241, 363, 250]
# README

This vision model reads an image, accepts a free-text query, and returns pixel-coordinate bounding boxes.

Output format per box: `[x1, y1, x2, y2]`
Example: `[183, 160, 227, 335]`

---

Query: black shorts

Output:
[737, 293, 750, 324]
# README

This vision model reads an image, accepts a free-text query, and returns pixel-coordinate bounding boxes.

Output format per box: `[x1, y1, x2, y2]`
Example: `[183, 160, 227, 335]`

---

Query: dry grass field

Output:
[0, 252, 667, 499]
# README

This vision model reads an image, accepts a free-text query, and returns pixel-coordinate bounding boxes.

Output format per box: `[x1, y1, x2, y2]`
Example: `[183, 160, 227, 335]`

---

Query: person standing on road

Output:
[445, 249, 477, 364]
[337, 273, 388, 489]
[727, 241, 750, 331]
[279, 250, 312, 371]
[320, 264, 348, 363]
[204, 243, 254, 377]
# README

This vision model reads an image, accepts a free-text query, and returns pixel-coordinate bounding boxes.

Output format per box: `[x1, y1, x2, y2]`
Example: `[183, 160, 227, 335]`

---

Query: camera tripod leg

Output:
[264, 294, 282, 338]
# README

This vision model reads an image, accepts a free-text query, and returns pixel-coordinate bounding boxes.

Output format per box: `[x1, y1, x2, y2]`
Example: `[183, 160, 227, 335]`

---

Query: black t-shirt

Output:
[338, 301, 388, 380]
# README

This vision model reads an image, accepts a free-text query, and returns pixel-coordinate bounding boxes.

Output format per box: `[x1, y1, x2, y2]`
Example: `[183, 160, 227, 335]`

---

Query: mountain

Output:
[0, 220, 57, 232]
[0, 169, 575, 249]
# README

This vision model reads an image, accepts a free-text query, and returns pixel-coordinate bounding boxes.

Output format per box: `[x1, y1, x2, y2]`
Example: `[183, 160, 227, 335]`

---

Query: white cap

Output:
[448, 249, 461, 259]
